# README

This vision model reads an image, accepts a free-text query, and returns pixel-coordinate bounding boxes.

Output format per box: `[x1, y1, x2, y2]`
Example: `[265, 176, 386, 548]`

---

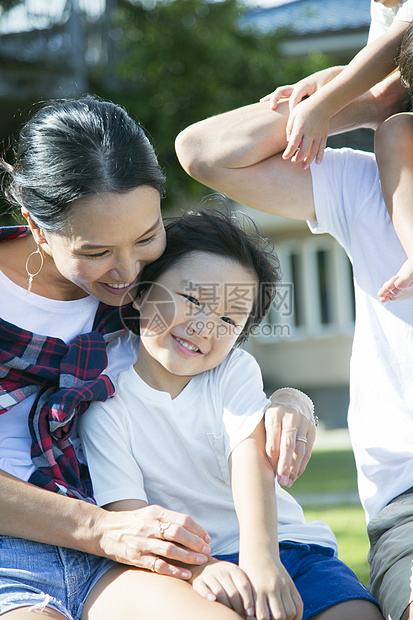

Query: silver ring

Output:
[158, 521, 171, 540]
[150, 556, 158, 572]
[296, 436, 308, 444]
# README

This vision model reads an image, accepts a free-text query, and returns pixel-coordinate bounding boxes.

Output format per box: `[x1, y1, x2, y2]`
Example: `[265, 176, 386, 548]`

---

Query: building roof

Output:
[246, 0, 371, 35]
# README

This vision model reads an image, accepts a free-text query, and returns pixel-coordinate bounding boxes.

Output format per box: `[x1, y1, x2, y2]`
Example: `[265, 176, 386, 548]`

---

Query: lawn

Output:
[287, 449, 371, 586]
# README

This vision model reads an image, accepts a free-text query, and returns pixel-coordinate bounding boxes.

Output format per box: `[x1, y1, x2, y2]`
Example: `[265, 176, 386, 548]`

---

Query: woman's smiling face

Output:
[40, 185, 166, 306]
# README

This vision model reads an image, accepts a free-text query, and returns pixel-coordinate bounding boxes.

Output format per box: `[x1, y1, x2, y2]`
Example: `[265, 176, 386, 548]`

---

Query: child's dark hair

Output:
[400, 23, 413, 93]
[0, 96, 165, 230]
[137, 207, 281, 344]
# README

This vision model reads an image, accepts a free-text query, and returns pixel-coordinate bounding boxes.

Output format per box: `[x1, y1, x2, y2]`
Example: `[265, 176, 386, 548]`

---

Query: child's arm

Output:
[230, 419, 303, 620]
[283, 19, 409, 168]
[375, 112, 413, 302]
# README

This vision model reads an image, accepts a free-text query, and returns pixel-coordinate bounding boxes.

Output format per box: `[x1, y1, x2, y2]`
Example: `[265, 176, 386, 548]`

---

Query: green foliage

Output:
[101, 0, 329, 207]
[0, 0, 24, 12]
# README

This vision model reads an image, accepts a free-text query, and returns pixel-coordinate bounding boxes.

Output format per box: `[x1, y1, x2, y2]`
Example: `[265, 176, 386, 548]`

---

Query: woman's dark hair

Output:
[0, 96, 165, 230]
[400, 23, 413, 93]
[137, 205, 281, 345]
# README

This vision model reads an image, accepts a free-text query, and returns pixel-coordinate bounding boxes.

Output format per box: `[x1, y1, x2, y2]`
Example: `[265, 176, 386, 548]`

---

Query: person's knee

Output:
[401, 600, 413, 620]
[375, 112, 413, 151]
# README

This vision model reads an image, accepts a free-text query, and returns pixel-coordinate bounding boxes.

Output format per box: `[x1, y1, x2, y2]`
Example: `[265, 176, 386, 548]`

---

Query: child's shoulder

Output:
[209, 347, 262, 383]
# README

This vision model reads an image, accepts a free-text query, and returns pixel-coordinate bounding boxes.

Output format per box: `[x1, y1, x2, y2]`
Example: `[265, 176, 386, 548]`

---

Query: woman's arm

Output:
[230, 420, 303, 620]
[0, 469, 210, 579]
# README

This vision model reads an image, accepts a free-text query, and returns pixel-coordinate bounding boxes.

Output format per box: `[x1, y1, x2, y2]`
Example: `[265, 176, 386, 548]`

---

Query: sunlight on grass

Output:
[287, 449, 370, 586]
[290, 449, 358, 494]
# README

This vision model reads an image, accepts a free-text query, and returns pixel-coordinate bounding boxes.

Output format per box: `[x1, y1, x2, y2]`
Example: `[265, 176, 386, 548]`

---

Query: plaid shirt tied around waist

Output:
[0, 226, 127, 502]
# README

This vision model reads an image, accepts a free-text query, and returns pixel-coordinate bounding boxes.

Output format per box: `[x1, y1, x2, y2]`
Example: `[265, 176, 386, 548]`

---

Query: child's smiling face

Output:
[134, 251, 258, 395]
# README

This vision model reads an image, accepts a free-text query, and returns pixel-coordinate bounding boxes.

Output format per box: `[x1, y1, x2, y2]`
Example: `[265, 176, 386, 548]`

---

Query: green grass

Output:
[287, 449, 370, 586]
[289, 449, 358, 495]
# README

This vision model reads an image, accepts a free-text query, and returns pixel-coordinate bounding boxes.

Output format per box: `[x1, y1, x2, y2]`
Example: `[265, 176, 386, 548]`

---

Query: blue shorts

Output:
[216, 541, 380, 620]
[0, 536, 116, 619]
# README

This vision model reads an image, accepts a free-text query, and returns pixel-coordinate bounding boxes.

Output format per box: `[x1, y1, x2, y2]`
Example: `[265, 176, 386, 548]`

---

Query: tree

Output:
[0, 0, 24, 11]
[96, 0, 328, 207]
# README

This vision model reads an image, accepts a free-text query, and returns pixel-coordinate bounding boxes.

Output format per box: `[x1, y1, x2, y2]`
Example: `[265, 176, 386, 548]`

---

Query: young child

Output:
[261, 0, 413, 169]
[79, 209, 381, 620]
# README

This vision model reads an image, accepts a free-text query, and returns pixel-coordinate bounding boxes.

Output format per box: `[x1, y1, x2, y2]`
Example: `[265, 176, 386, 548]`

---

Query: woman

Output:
[0, 96, 313, 619]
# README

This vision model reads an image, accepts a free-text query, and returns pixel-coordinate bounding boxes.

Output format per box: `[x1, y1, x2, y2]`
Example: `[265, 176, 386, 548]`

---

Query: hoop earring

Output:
[25, 246, 44, 295]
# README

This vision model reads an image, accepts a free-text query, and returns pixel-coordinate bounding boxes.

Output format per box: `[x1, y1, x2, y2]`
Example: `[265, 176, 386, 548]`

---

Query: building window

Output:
[255, 236, 355, 343]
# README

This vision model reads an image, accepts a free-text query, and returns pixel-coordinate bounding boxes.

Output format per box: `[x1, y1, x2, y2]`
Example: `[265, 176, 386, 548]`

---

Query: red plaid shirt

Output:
[0, 226, 128, 501]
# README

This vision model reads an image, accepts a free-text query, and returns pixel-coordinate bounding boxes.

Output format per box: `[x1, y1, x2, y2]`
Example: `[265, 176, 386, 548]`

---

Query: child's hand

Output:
[241, 555, 303, 620]
[261, 77, 320, 112]
[260, 67, 344, 112]
[378, 257, 413, 302]
[191, 559, 255, 617]
[282, 96, 329, 168]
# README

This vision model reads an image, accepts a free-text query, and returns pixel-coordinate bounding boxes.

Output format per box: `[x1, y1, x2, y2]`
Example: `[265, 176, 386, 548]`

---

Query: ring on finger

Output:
[158, 521, 171, 540]
[296, 435, 308, 444]
[150, 556, 159, 573]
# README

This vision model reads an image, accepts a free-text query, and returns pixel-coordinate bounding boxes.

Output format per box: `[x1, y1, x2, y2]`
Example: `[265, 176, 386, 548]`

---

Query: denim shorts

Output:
[0, 536, 116, 619]
[216, 541, 379, 620]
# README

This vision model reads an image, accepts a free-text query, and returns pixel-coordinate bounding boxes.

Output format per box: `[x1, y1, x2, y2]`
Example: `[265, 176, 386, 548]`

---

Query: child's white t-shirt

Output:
[369, 0, 413, 42]
[80, 347, 338, 556]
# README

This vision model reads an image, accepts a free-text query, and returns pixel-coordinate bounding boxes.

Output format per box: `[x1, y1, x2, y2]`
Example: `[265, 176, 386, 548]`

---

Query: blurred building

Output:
[0, 0, 113, 137]
[246, 0, 370, 62]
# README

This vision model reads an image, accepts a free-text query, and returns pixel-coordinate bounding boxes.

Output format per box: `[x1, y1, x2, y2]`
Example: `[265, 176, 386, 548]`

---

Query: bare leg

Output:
[375, 112, 413, 301]
[3, 609, 67, 618]
[82, 564, 243, 620]
[402, 601, 413, 620]
[313, 599, 384, 620]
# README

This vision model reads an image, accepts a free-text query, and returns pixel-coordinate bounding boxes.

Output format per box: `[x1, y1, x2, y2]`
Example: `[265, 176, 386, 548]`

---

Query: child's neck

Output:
[133, 347, 193, 400]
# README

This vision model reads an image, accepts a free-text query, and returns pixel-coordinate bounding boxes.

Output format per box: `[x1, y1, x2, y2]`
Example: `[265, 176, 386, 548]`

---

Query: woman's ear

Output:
[21, 208, 47, 247]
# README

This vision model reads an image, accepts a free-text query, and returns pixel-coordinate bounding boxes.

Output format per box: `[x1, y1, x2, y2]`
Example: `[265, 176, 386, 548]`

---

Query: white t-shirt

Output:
[368, 0, 413, 42]
[309, 148, 413, 522]
[80, 348, 338, 556]
[0, 268, 139, 481]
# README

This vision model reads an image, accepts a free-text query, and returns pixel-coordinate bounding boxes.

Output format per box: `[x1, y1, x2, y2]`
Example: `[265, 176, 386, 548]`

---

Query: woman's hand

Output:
[93, 504, 211, 579]
[191, 557, 255, 617]
[265, 389, 316, 488]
